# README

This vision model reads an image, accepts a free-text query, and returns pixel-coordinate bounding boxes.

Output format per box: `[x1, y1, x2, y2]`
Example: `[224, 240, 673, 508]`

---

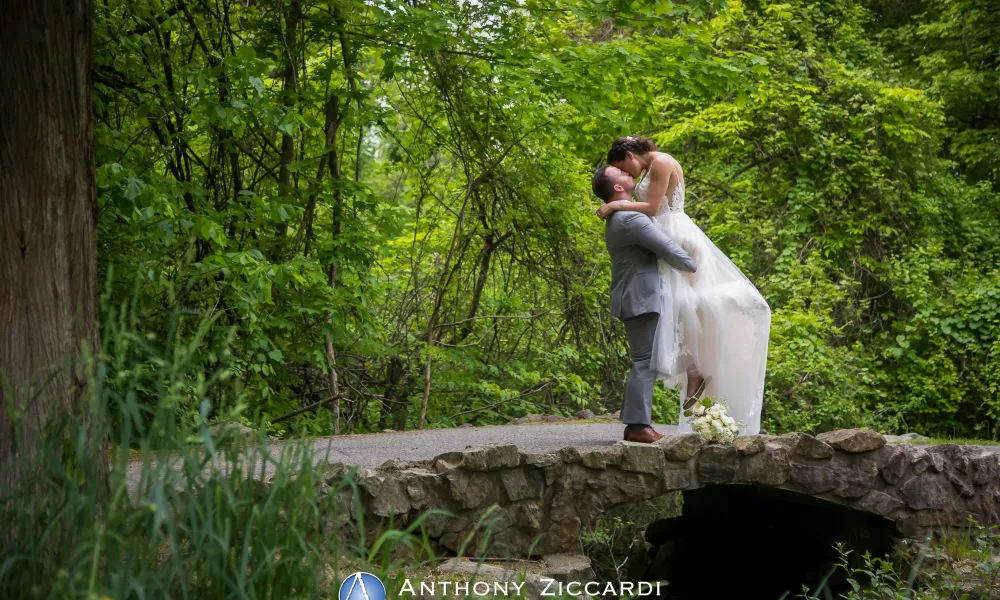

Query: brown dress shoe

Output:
[623, 426, 664, 444]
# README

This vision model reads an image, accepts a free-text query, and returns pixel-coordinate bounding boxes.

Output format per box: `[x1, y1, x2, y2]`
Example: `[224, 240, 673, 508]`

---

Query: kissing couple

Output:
[593, 136, 771, 443]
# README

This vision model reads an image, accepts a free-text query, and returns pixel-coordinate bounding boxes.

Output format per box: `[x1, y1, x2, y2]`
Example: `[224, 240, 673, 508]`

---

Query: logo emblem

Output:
[340, 572, 386, 600]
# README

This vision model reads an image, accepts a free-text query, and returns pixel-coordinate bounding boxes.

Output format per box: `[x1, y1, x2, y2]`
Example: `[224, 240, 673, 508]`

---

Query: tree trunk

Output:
[380, 355, 405, 430]
[0, 0, 102, 488]
[323, 94, 343, 435]
[274, 0, 300, 251]
[460, 234, 496, 340]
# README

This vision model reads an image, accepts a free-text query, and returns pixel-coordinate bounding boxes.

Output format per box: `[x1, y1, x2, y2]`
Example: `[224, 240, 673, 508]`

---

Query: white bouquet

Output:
[684, 398, 741, 444]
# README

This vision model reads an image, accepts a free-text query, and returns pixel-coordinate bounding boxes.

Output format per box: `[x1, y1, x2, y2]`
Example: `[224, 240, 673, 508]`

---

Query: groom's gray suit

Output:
[605, 211, 697, 425]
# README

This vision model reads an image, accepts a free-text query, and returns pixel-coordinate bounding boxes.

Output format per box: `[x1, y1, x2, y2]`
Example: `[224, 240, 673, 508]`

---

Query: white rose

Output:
[723, 415, 735, 426]
[692, 403, 706, 416]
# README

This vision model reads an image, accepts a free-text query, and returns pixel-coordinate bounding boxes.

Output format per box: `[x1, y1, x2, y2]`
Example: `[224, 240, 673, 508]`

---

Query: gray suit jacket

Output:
[605, 211, 697, 320]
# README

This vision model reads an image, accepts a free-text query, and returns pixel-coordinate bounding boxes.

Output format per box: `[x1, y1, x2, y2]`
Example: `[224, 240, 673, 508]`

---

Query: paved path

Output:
[288, 422, 678, 468]
[125, 422, 674, 498]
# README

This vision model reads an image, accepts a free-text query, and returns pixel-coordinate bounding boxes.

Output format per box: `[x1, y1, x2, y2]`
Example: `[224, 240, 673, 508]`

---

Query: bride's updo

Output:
[607, 136, 657, 163]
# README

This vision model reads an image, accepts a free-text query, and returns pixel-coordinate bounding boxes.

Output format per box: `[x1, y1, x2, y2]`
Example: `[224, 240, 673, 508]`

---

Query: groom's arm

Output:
[620, 213, 697, 273]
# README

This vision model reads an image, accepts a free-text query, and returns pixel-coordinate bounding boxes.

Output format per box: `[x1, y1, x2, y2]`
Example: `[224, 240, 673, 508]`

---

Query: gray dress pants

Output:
[621, 312, 659, 425]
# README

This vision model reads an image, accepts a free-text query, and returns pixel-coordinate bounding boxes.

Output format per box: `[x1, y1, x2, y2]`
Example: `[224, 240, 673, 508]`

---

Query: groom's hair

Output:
[591, 166, 616, 202]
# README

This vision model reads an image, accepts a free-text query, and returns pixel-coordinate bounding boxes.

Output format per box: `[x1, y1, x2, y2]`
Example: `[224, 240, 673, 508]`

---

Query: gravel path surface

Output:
[124, 421, 673, 499]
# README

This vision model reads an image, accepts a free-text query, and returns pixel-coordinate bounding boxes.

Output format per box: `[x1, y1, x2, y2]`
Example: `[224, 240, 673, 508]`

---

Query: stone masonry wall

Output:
[316, 429, 1000, 558]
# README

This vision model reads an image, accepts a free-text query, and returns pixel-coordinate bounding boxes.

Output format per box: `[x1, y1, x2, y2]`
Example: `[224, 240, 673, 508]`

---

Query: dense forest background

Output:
[92, 0, 999, 439]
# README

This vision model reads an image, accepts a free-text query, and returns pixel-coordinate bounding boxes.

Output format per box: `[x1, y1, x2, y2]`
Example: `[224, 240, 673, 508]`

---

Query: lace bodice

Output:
[635, 170, 685, 216]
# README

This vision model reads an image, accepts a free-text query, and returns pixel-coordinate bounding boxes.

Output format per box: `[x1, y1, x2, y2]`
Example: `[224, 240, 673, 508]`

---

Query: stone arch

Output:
[323, 430, 1000, 566]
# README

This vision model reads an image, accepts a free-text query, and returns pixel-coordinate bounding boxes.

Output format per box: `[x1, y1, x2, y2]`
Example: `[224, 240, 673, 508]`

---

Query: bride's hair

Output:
[607, 136, 657, 163]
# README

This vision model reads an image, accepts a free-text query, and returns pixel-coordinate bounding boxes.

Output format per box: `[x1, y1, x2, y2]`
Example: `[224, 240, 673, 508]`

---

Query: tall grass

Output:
[0, 281, 446, 599]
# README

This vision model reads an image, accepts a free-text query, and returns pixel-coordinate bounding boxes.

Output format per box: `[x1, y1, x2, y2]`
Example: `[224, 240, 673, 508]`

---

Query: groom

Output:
[592, 166, 697, 443]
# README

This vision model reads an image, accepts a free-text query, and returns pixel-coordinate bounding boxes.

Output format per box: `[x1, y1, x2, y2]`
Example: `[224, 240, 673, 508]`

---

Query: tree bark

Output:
[274, 0, 300, 251]
[323, 94, 343, 434]
[460, 232, 509, 340]
[0, 0, 102, 488]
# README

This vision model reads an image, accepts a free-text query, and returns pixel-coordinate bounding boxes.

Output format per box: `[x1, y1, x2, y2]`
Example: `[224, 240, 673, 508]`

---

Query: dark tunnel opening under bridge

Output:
[642, 485, 901, 599]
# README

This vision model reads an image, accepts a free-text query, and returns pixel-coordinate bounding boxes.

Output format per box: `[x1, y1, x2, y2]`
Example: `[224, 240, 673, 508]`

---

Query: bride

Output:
[597, 136, 771, 435]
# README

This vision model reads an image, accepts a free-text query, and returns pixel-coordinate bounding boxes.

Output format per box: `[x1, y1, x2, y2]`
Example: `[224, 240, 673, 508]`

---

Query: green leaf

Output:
[249, 76, 264, 96]
[124, 176, 144, 201]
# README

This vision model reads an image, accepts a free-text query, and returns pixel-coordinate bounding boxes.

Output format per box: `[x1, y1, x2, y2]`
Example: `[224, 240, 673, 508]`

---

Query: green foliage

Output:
[648, 0, 1000, 436]
[0, 293, 453, 598]
[90, 0, 1000, 438]
[807, 521, 1000, 599]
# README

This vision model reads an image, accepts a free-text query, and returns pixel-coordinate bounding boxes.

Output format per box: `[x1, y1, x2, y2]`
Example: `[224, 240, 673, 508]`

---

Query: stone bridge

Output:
[318, 427, 1000, 589]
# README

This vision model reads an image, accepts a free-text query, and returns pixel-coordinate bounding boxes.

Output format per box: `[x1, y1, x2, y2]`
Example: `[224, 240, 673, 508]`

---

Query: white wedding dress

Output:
[635, 167, 771, 435]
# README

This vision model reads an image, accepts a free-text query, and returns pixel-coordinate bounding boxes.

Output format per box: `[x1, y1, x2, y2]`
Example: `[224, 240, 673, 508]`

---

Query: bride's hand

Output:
[597, 200, 625, 220]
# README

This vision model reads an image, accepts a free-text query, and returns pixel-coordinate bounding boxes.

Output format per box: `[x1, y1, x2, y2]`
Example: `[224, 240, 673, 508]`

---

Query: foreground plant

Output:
[0, 290, 448, 598]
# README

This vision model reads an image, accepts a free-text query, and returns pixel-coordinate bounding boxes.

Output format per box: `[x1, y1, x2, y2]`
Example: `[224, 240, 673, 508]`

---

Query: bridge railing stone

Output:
[314, 429, 1000, 559]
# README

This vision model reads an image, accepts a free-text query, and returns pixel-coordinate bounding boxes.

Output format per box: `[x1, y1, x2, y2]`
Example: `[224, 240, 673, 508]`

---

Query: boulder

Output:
[878, 446, 910, 485]
[662, 469, 692, 490]
[322, 462, 351, 485]
[971, 454, 1000, 486]
[501, 469, 544, 502]
[738, 443, 790, 486]
[734, 435, 766, 456]
[620, 442, 666, 475]
[911, 449, 945, 474]
[947, 472, 975, 498]
[580, 445, 621, 470]
[402, 469, 446, 510]
[697, 444, 739, 484]
[542, 554, 595, 583]
[917, 508, 971, 527]
[559, 447, 583, 464]
[789, 463, 842, 494]
[522, 452, 561, 468]
[574, 409, 596, 420]
[817, 429, 886, 453]
[781, 432, 835, 460]
[856, 490, 905, 516]
[378, 458, 423, 470]
[433, 451, 465, 473]
[463, 444, 519, 471]
[931, 444, 972, 474]
[370, 477, 411, 517]
[541, 505, 583, 554]
[901, 474, 952, 510]
[656, 433, 705, 461]
[447, 470, 502, 509]
[437, 558, 549, 599]
[833, 457, 879, 499]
